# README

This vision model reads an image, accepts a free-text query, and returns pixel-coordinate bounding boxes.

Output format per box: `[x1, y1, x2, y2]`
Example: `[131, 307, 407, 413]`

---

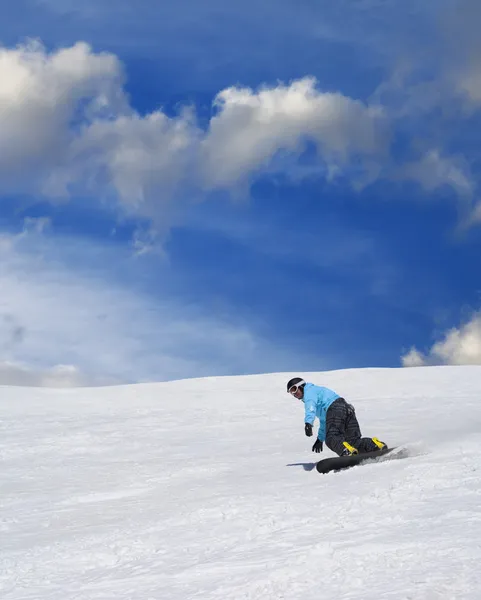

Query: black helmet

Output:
[287, 377, 305, 393]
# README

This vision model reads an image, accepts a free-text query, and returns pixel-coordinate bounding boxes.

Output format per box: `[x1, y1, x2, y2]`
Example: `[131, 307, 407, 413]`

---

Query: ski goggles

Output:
[288, 380, 305, 395]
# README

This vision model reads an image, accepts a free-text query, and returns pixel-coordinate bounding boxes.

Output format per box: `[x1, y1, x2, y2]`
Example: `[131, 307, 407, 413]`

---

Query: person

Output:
[286, 377, 386, 456]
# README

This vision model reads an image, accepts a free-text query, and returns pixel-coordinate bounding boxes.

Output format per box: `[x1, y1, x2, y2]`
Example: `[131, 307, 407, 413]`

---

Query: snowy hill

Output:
[2, 366, 481, 599]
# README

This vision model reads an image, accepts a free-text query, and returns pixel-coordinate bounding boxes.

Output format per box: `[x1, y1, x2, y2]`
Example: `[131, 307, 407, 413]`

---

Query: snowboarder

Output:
[287, 377, 386, 456]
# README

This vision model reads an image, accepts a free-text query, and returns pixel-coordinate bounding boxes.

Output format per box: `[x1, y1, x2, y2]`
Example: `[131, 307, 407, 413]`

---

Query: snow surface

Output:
[2, 365, 481, 599]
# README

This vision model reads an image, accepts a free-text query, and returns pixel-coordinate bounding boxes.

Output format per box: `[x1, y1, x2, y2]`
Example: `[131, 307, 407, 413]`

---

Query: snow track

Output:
[1, 366, 481, 599]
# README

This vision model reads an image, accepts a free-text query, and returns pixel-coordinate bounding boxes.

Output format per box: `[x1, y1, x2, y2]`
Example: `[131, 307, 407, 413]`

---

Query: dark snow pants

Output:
[325, 398, 378, 456]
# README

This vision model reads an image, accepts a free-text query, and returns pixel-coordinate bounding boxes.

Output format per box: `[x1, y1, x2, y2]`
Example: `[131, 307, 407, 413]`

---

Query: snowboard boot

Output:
[341, 442, 359, 456]
[357, 437, 388, 453]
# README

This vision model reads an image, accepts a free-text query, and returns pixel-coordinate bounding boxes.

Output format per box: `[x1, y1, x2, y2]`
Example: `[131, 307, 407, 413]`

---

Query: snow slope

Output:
[2, 366, 481, 599]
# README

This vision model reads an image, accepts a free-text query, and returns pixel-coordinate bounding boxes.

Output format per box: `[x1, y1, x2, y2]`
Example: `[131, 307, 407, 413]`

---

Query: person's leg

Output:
[343, 402, 386, 453]
[325, 399, 352, 456]
[344, 402, 362, 447]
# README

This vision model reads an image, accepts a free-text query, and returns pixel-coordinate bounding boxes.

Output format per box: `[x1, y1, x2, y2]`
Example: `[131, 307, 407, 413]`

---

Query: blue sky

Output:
[0, 0, 480, 385]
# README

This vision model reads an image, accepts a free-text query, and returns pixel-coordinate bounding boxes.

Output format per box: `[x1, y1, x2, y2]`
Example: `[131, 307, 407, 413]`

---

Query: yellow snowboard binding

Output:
[371, 437, 387, 450]
[342, 442, 359, 456]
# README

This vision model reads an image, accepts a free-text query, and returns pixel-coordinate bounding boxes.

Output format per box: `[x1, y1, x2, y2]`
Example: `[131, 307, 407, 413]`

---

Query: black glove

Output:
[304, 423, 313, 437]
[312, 439, 323, 453]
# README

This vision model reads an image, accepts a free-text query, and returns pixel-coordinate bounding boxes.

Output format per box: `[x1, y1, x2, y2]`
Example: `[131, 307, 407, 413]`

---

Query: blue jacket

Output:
[302, 383, 340, 441]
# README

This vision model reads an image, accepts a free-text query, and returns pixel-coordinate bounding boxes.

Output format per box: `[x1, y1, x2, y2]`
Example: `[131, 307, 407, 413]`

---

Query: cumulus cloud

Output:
[402, 311, 481, 367]
[64, 110, 201, 217]
[201, 78, 387, 188]
[0, 40, 388, 220]
[1, 37, 478, 229]
[0, 40, 125, 190]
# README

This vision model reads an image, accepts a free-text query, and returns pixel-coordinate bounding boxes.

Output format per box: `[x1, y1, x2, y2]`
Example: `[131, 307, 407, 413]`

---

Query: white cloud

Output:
[369, 1, 481, 114]
[0, 227, 312, 385]
[0, 40, 126, 191]
[1, 37, 479, 230]
[440, 0, 481, 109]
[201, 78, 387, 188]
[65, 110, 201, 219]
[0, 361, 97, 387]
[401, 348, 427, 368]
[402, 312, 481, 367]
[401, 150, 474, 198]
[0, 41, 388, 220]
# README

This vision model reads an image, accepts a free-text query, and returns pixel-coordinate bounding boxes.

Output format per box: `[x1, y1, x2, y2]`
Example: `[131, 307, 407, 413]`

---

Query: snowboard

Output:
[316, 446, 398, 474]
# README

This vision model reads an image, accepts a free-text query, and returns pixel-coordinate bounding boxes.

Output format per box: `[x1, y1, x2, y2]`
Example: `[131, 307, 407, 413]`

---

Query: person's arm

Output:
[303, 390, 316, 436]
